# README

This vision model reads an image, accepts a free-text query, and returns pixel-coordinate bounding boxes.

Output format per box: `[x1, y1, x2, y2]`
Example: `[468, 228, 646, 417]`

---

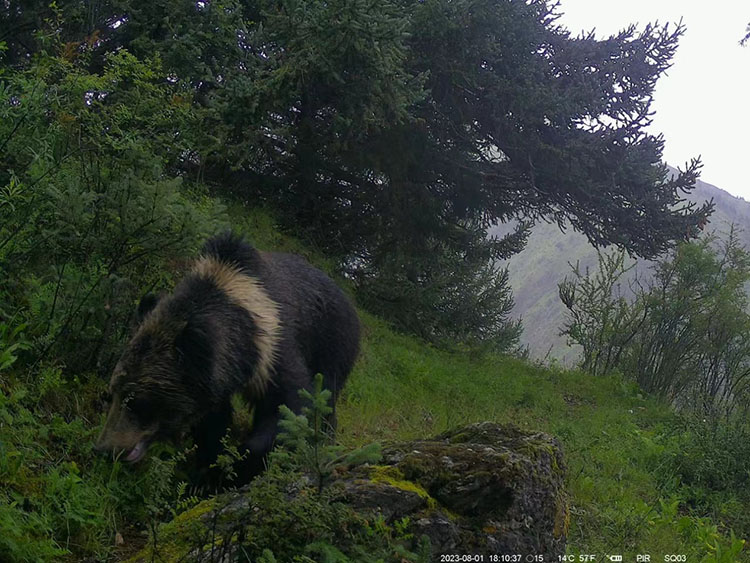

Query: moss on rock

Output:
[369, 465, 437, 509]
[126, 498, 218, 562]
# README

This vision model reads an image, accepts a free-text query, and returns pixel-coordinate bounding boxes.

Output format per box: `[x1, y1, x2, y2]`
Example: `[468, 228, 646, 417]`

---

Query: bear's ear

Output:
[135, 292, 163, 324]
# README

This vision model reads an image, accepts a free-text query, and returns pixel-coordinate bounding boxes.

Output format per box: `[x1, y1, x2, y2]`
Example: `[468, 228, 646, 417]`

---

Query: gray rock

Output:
[129, 422, 568, 561]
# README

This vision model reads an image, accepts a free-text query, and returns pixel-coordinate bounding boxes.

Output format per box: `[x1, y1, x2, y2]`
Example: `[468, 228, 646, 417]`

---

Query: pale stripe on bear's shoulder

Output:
[192, 256, 281, 394]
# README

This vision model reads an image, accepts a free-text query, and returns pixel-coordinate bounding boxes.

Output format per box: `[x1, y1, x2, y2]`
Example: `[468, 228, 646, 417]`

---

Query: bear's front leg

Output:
[190, 407, 233, 489]
[238, 366, 314, 481]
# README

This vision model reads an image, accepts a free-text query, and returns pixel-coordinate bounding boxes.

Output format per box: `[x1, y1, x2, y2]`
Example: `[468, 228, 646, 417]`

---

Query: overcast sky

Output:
[557, 1, 750, 200]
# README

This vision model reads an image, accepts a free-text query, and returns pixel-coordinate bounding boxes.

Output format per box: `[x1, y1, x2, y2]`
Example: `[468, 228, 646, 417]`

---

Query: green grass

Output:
[338, 313, 747, 560]
[1, 204, 747, 561]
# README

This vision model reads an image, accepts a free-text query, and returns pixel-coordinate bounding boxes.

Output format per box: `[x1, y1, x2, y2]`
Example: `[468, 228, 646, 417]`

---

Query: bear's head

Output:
[95, 293, 203, 462]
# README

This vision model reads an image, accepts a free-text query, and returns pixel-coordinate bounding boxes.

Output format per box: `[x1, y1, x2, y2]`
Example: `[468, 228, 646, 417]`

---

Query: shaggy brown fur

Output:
[95, 232, 360, 481]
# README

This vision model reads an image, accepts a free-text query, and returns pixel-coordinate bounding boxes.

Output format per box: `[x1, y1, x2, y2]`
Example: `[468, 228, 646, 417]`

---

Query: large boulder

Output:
[342, 422, 569, 556]
[127, 422, 568, 561]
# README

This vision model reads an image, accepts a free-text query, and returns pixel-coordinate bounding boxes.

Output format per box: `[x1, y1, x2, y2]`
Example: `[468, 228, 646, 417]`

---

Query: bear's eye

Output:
[128, 396, 156, 424]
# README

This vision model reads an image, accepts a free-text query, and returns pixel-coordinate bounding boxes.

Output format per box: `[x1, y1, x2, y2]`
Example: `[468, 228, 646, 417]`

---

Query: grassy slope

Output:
[340, 313, 744, 559]
[2, 204, 746, 561]
[234, 205, 747, 559]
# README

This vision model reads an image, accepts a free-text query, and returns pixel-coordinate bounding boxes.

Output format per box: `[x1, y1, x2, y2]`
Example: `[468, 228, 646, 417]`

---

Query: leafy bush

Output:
[0, 27, 224, 562]
[662, 415, 750, 536]
[560, 231, 750, 425]
[559, 250, 644, 376]
[1, 47, 222, 375]
[627, 232, 750, 414]
[1, 372, 111, 560]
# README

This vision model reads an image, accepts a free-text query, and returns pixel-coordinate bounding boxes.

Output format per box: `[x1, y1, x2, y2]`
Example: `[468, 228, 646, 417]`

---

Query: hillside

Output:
[494, 170, 750, 363]
[2, 204, 748, 561]
[3, 4, 748, 560]
[341, 314, 748, 560]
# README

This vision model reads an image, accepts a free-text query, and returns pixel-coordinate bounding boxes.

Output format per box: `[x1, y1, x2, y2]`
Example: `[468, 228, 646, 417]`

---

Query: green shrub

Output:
[277, 373, 381, 492]
[662, 415, 750, 535]
[559, 250, 643, 377]
[1, 48, 222, 377]
[560, 231, 750, 427]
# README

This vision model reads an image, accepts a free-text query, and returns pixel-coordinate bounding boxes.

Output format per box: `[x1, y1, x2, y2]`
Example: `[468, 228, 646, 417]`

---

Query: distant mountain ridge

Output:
[493, 169, 750, 364]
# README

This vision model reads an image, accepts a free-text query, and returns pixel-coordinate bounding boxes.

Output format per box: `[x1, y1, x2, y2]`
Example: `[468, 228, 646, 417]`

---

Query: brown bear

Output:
[95, 232, 360, 481]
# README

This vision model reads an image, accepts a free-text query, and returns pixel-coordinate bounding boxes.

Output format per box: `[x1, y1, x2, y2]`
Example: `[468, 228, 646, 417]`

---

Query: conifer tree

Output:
[1, 0, 713, 347]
